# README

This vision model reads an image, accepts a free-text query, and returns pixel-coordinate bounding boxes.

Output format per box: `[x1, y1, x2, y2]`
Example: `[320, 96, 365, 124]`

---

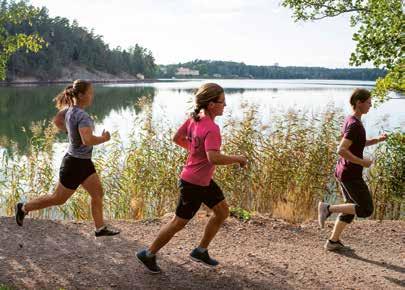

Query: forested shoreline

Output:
[3, 2, 156, 82]
[2, 2, 386, 83]
[157, 60, 386, 81]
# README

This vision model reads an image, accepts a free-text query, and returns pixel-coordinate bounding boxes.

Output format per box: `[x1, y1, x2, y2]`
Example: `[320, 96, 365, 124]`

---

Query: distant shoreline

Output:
[0, 78, 172, 86]
[0, 77, 377, 87]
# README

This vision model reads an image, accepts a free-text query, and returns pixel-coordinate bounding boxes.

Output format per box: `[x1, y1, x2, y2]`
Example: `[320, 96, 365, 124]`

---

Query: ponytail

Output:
[191, 83, 224, 122]
[54, 85, 76, 110]
[191, 105, 203, 121]
[53, 79, 92, 110]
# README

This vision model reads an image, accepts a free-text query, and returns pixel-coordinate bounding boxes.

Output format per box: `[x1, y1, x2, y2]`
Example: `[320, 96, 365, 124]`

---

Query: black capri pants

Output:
[338, 178, 374, 223]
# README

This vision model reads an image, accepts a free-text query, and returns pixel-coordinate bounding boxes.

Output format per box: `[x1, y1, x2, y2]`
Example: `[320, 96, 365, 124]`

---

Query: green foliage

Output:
[230, 207, 252, 221]
[368, 131, 405, 219]
[374, 59, 405, 104]
[4, 4, 156, 81]
[281, 0, 404, 101]
[0, 0, 45, 80]
[158, 59, 386, 80]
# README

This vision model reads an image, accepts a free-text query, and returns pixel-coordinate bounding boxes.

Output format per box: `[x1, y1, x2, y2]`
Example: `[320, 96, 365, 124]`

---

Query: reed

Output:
[368, 131, 405, 220]
[1, 101, 403, 222]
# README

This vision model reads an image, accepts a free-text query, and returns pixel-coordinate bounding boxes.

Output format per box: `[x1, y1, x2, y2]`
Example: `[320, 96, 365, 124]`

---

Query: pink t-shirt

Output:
[179, 116, 221, 186]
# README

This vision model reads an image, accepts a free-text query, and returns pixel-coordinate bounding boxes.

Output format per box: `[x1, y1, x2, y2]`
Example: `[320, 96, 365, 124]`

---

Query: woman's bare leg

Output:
[81, 173, 104, 229]
[198, 200, 229, 249]
[24, 182, 75, 212]
[149, 216, 189, 254]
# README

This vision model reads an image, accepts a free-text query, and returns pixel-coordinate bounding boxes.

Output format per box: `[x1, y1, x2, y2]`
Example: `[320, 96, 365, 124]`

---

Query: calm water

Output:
[1, 79, 404, 155]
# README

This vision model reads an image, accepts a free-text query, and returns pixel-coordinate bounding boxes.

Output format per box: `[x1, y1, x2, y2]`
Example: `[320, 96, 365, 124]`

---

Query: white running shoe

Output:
[318, 201, 330, 228]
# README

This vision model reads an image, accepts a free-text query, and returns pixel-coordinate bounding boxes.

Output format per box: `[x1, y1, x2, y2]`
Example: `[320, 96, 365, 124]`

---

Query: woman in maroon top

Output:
[318, 88, 387, 251]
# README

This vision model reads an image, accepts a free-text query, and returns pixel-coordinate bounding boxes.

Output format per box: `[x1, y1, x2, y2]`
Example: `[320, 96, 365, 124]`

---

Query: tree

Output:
[158, 59, 385, 80]
[281, 0, 404, 102]
[5, 5, 158, 81]
[0, 0, 45, 80]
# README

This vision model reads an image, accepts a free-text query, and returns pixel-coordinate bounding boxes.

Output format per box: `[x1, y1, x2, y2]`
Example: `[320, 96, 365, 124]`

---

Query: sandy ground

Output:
[0, 214, 404, 289]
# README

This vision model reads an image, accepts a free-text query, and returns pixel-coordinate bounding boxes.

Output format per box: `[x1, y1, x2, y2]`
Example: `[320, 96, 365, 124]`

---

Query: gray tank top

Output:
[65, 106, 94, 159]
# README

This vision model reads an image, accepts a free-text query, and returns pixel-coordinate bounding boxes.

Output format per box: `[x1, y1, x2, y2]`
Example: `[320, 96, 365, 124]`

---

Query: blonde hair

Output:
[191, 83, 224, 121]
[54, 79, 92, 110]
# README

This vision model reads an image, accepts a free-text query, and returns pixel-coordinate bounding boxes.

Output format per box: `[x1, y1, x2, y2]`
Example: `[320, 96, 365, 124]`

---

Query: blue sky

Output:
[30, 0, 362, 68]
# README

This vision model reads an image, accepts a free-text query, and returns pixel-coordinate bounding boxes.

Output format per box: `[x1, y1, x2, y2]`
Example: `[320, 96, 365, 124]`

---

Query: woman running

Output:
[15, 79, 120, 237]
[136, 83, 247, 273]
[318, 88, 387, 250]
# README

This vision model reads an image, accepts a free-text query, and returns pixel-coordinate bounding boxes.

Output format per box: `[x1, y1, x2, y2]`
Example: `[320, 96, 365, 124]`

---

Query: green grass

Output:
[230, 207, 252, 222]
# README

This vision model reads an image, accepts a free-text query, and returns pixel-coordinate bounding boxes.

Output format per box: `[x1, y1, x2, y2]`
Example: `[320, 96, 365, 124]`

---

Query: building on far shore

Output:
[175, 67, 199, 76]
[136, 73, 145, 80]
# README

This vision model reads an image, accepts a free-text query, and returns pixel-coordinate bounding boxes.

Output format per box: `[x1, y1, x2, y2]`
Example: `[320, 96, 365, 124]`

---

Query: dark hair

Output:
[191, 83, 224, 121]
[54, 79, 92, 109]
[350, 88, 371, 109]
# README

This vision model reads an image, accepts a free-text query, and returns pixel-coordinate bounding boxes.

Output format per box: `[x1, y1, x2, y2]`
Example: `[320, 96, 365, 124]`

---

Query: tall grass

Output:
[217, 103, 343, 222]
[0, 121, 57, 219]
[368, 132, 405, 220]
[0, 100, 403, 222]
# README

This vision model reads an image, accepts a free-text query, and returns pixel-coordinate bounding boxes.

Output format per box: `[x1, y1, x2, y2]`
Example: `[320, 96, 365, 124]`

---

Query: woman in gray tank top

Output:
[15, 80, 119, 237]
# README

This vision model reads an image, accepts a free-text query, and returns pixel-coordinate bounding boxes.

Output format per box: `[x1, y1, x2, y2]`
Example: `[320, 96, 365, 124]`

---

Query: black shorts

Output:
[59, 154, 96, 190]
[175, 179, 225, 220]
[338, 178, 374, 222]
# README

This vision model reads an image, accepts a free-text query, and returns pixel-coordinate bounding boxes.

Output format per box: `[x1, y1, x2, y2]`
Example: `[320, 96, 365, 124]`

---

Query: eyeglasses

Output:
[213, 100, 226, 105]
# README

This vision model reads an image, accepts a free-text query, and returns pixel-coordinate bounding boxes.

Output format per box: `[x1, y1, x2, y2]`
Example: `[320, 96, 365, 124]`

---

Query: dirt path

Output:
[0, 214, 404, 289]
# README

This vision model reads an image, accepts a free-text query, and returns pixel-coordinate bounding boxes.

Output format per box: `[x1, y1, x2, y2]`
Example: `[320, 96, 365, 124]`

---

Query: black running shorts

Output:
[175, 179, 225, 220]
[59, 153, 96, 190]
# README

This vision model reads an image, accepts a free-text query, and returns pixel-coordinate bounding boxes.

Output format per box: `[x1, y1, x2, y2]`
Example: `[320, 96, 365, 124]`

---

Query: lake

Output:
[0, 79, 404, 155]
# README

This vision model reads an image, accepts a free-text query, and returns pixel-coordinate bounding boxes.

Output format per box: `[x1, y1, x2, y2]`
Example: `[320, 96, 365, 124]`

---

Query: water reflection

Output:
[0, 79, 403, 155]
[0, 85, 155, 152]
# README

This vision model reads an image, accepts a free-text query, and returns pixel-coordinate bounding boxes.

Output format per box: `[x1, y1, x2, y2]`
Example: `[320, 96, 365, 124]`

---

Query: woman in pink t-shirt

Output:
[137, 83, 247, 273]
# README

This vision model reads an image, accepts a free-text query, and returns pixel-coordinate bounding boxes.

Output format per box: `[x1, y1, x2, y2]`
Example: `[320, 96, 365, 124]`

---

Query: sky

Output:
[29, 0, 363, 68]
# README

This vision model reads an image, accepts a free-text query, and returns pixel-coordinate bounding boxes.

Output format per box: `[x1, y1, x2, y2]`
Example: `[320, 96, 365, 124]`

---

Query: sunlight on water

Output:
[0, 79, 403, 157]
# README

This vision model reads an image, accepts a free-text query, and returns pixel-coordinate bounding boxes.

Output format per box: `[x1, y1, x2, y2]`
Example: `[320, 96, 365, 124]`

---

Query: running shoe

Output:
[324, 239, 348, 251]
[318, 201, 330, 228]
[95, 225, 120, 237]
[136, 249, 161, 274]
[190, 248, 219, 267]
[15, 202, 27, 226]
